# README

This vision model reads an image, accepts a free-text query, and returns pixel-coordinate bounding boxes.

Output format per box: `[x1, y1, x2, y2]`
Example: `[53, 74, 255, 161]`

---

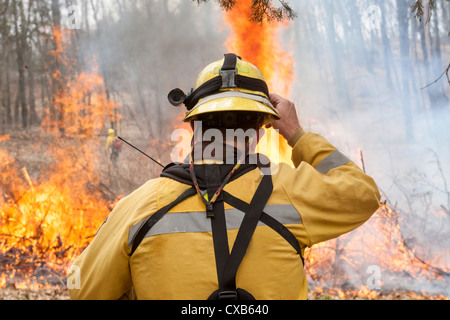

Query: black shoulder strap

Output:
[222, 174, 273, 291]
[130, 187, 197, 255]
[132, 160, 304, 300]
[131, 161, 260, 255]
[208, 174, 273, 300]
[222, 191, 304, 266]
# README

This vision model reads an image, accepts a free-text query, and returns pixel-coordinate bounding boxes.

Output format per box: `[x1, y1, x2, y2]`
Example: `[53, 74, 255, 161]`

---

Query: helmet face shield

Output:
[168, 54, 280, 126]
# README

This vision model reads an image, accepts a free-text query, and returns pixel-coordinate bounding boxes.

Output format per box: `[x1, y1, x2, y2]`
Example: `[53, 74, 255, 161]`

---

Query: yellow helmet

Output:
[108, 128, 115, 136]
[168, 54, 280, 126]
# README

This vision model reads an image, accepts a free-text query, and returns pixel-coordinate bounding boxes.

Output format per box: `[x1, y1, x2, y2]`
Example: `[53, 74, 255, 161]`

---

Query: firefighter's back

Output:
[129, 165, 308, 300]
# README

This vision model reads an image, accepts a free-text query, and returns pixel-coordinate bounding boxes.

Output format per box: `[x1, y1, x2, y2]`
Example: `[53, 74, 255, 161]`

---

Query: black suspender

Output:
[208, 174, 273, 300]
[130, 187, 197, 255]
[130, 165, 304, 300]
[222, 191, 304, 266]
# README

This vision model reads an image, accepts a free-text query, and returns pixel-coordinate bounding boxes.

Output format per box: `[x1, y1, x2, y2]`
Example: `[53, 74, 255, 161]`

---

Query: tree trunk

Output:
[348, 1, 370, 71]
[1, 0, 12, 127]
[13, 0, 28, 128]
[27, 63, 38, 125]
[324, 0, 352, 111]
[380, 0, 395, 88]
[396, 0, 414, 141]
[4, 54, 12, 125]
[51, 0, 64, 136]
[34, 0, 51, 130]
[90, 0, 115, 130]
[429, 4, 448, 107]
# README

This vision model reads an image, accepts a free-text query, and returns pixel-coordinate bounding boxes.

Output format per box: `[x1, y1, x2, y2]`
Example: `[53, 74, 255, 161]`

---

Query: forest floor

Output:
[0, 286, 443, 300]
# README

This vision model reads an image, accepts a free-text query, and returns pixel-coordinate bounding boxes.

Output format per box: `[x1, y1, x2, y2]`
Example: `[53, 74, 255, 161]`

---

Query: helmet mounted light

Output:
[168, 88, 187, 107]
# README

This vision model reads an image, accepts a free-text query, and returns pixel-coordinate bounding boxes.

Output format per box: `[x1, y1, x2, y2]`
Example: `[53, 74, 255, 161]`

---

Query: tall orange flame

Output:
[223, 0, 295, 165]
[42, 29, 120, 136]
[0, 28, 119, 290]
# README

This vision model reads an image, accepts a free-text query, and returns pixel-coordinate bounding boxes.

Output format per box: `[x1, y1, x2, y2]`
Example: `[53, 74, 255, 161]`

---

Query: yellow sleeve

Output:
[67, 198, 132, 299]
[67, 179, 159, 300]
[277, 132, 380, 246]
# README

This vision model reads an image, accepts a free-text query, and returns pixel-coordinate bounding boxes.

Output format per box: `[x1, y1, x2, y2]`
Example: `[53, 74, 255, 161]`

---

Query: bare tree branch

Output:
[420, 62, 450, 90]
[193, 0, 297, 23]
[411, 0, 436, 24]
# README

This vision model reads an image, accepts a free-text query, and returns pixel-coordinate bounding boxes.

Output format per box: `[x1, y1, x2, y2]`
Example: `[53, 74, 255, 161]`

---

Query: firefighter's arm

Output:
[269, 94, 380, 246]
[287, 132, 380, 245]
[67, 197, 133, 300]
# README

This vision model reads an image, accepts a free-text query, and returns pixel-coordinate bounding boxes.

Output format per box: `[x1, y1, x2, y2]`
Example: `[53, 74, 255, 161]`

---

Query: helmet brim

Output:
[184, 96, 280, 125]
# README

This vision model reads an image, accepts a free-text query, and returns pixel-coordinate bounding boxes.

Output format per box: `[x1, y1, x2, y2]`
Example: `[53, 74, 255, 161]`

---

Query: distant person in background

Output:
[105, 128, 121, 165]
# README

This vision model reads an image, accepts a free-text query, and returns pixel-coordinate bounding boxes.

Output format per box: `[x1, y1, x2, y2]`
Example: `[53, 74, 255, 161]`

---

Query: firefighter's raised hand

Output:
[267, 93, 303, 141]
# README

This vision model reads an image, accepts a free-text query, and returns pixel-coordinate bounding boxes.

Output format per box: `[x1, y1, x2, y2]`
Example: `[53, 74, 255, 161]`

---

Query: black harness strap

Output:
[130, 187, 197, 255]
[208, 174, 273, 300]
[206, 165, 230, 288]
[131, 160, 304, 300]
[222, 174, 273, 291]
[209, 199, 230, 290]
[222, 191, 304, 266]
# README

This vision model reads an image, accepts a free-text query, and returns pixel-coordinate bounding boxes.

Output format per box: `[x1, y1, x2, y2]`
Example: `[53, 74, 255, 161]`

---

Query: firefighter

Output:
[68, 54, 380, 300]
[105, 128, 121, 165]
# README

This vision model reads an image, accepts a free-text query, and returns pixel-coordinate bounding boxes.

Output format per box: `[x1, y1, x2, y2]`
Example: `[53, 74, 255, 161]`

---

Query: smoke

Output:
[73, 0, 226, 144]
[68, 0, 449, 296]
[286, 0, 450, 296]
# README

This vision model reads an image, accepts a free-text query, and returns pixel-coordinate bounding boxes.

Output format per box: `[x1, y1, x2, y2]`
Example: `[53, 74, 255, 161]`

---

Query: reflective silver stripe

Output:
[127, 204, 301, 247]
[315, 150, 352, 174]
[264, 204, 301, 225]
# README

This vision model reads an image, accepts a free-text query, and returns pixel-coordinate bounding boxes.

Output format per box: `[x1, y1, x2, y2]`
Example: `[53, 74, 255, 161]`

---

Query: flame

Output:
[42, 29, 120, 136]
[304, 203, 450, 299]
[1, 9, 447, 300]
[0, 135, 10, 142]
[223, 0, 295, 165]
[0, 28, 119, 289]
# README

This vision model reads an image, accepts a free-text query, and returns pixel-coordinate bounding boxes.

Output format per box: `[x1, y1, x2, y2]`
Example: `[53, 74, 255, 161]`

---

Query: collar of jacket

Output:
[188, 142, 247, 165]
[161, 154, 269, 190]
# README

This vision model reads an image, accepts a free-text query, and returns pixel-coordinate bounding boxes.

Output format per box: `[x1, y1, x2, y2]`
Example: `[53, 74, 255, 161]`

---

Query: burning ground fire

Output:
[0, 29, 120, 291]
[0, 4, 449, 300]
[0, 145, 109, 289]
